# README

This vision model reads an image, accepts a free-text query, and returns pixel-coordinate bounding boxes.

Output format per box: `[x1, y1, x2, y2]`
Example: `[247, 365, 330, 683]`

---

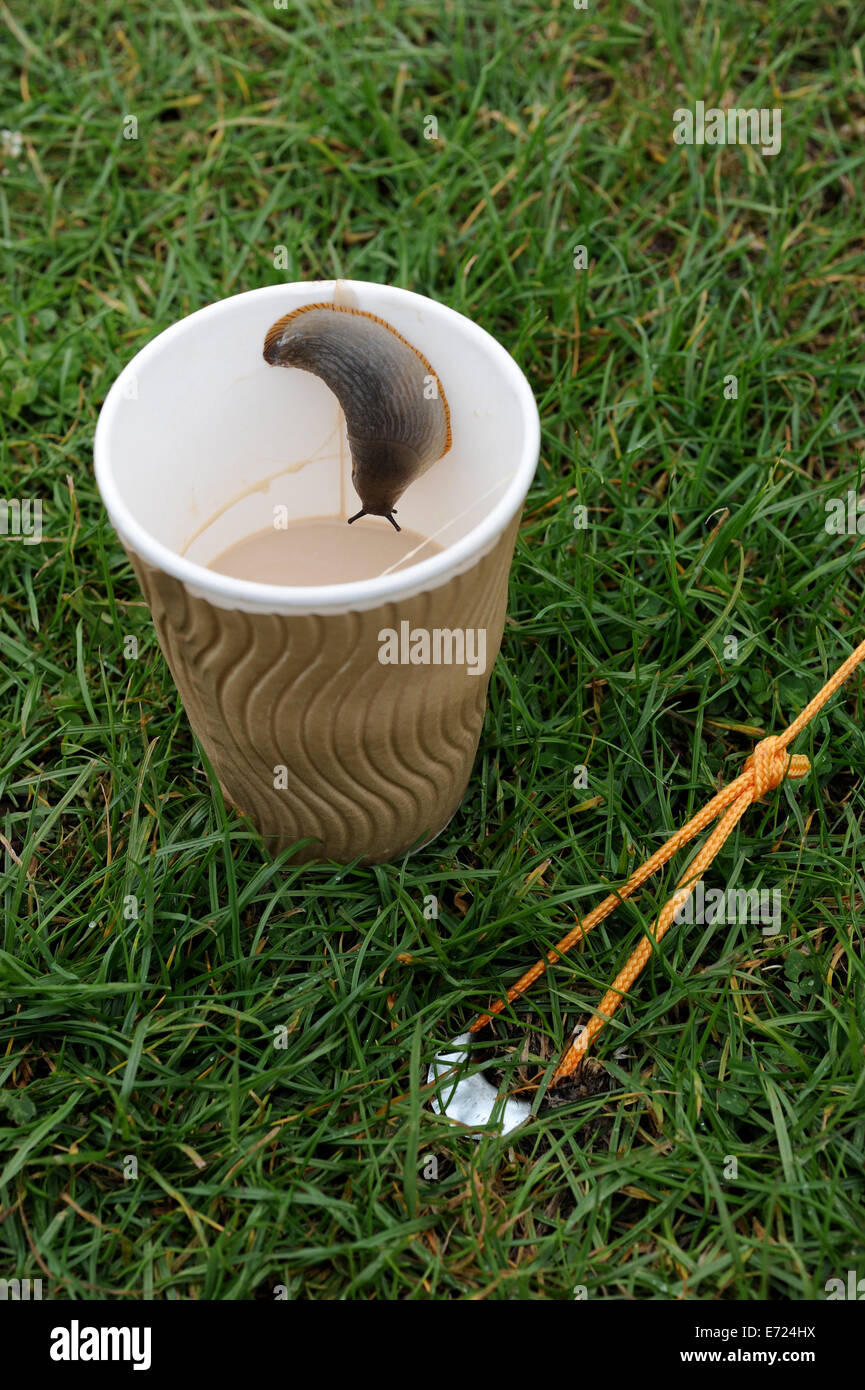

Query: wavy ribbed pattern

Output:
[124, 519, 519, 864]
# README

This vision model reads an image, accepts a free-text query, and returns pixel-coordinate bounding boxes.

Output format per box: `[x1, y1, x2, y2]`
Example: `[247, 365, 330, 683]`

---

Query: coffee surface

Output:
[207, 516, 442, 585]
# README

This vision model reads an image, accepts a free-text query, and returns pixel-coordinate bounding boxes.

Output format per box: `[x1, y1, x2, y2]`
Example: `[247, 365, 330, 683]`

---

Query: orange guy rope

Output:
[468, 636, 865, 1086]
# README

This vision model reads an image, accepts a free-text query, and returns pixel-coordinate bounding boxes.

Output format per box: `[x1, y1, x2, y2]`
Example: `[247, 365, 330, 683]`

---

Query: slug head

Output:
[345, 436, 425, 531]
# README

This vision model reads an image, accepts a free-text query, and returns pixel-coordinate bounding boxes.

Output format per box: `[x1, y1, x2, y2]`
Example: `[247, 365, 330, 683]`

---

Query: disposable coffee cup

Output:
[94, 280, 540, 864]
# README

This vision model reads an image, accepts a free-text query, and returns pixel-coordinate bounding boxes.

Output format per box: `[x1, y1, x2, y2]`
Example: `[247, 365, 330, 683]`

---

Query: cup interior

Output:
[95, 281, 539, 609]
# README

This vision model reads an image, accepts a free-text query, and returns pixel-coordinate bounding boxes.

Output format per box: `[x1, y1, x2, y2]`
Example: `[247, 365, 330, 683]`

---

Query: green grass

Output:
[1, 0, 865, 1300]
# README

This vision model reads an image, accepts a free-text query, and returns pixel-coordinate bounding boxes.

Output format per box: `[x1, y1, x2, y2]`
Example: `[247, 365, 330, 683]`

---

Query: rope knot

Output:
[744, 735, 810, 799]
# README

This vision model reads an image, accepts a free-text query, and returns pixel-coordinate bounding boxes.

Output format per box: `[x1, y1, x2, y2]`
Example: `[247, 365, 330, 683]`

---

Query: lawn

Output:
[1, 0, 864, 1300]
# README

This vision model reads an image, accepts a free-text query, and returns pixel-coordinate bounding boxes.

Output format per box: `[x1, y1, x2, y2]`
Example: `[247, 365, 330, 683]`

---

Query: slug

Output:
[263, 303, 451, 531]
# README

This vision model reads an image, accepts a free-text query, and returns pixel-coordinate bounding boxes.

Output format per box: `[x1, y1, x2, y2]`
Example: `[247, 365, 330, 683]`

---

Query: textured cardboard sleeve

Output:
[124, 515, 520, 864]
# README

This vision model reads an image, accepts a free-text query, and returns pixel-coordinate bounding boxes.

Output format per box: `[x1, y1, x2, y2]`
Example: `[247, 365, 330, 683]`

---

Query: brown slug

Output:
[263, 302, 451, 531]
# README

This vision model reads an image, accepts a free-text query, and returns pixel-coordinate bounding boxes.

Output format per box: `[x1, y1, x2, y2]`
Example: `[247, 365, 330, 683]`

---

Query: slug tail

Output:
[262, 317, 291, 363]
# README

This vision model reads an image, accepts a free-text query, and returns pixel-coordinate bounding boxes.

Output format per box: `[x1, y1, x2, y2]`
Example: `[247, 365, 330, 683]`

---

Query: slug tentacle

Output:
[263, 302, 451, 525]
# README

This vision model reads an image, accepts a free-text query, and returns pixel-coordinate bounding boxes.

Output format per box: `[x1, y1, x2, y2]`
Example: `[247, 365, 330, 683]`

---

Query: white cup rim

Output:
[93, 280, 540, 614]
